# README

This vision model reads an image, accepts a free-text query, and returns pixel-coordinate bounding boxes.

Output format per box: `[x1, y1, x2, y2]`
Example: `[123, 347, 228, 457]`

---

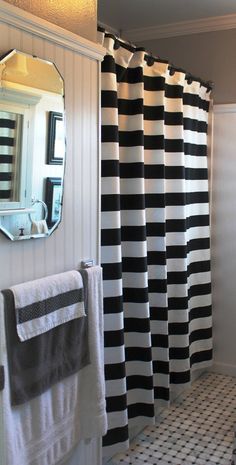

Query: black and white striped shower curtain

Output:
[0, 111, 17, 201]
[100, 31, 212, 457]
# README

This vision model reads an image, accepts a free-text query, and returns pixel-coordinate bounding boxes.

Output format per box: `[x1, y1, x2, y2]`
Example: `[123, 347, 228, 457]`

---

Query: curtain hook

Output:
[114, 39, 120, 50]
[146, 55, 155, 67]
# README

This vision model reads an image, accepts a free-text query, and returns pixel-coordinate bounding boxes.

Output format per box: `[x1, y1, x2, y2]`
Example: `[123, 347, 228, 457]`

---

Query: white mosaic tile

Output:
[109, 372, 236, 465]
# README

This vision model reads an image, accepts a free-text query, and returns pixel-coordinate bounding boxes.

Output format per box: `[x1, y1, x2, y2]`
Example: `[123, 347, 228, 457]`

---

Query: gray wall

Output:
[140, 29, 236, 104]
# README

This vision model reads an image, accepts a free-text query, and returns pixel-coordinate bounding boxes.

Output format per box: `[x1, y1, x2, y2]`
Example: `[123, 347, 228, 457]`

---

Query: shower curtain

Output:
[99, 30, 212, 457]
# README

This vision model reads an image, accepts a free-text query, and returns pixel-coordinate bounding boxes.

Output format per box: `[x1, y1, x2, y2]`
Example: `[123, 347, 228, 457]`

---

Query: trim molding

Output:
[0, 0, 106, 61]
[210, 362, 236, 377]
[122, 13, 236, 42]
[213, 103, 236, 114]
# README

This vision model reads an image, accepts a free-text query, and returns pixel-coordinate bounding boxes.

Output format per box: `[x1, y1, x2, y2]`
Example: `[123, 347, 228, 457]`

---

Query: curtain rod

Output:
[98, 26, 214, 92]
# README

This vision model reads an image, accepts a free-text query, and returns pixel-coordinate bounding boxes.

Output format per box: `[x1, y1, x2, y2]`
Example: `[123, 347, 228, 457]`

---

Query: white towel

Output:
[11, 270, 85, 341]
[1, 266, 107, 465]
[31, 220, 49, 235]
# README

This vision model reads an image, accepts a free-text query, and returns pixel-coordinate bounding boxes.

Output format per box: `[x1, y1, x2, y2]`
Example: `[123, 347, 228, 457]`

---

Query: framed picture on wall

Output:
[46, 111, 65, 165]
[45, 177, 62, 228]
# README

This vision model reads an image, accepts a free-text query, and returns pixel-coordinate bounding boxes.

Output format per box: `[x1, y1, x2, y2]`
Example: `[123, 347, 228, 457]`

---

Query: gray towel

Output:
[2, 270, 90, 406]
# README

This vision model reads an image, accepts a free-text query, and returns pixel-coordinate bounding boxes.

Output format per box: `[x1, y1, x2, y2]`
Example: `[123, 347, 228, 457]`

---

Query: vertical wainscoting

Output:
[0, 5, 105, 465]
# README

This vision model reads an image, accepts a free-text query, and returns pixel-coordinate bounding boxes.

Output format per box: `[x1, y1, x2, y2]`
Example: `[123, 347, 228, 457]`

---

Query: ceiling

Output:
[98, 0, 236, 32]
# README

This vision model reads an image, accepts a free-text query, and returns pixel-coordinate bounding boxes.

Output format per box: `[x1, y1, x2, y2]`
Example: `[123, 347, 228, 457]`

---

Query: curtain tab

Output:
[146, 55, 155, 67]
[114, 39, 120, 50]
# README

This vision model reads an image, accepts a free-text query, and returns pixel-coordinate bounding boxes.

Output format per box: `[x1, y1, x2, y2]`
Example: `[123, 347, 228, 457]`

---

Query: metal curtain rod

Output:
[98, 26, 214, 91]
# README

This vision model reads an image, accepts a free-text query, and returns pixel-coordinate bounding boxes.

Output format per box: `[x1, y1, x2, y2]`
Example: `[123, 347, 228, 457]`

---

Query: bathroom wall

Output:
[0, 5, 104, 465]
[2, 0, 97, 41]
[139, 28, 236, 104]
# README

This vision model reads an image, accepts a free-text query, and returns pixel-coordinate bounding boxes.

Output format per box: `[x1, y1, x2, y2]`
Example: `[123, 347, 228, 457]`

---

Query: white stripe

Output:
[101, 245, 122, 263]
[167, 283, 188, 298]
[165, 125, 183, 139]
[105, 379, 127, 398]
[125, 361, 154, 376]
[190, 316, 212, 332]
[102, 141, 119, 160]
[120, 209, 146, 226]
[148, 264, 167, 280]
[144, 119, 164, 135]
[118, 82, 143, 100]
[144, 89, 164, 106]
[190, 338, 212, 354]
[167, 258, 187, 272]
[101, 211, 121, 229]
[184, 129, 207, 145]
[101, 73, 118, 91]
[120, 178, 145, 195]
[122, 241, 147, 257]
[183, 105, 208, 122]
[125, 332, 152, 348]
[103, 279, 123, 297]
[127, 389, 154, 405]
[149, 292, 167, 307]
[102, 107, 118, 126]
[153, 372, 170, 387]
[150, 320, 168, 334]
[122, 272, 148, 288]
[119, 114, 144, 131]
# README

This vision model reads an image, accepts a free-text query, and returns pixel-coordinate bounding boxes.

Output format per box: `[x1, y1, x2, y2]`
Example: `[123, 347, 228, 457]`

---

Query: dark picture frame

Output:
[46, 111, 64, 165]
[45, 177, 62, 228]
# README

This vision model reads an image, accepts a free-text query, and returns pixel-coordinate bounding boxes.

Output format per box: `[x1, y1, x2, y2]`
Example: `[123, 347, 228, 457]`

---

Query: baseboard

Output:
[210, 362, 236, 377]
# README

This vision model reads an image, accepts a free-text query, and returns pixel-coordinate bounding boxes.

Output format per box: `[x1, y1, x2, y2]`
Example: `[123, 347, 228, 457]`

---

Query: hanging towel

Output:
[1, 266, 107, 465]
[11, 270, 85, 341]
[2, 285, 90, 405]
[31, 220, 49, 235]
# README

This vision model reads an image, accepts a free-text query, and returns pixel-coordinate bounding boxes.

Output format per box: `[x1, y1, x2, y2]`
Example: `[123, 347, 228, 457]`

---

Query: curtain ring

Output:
[114, 39, 120, 50]
[146, 56, 155, 67]
[187, 76, 193, 85]
[169, 67, 176, 76]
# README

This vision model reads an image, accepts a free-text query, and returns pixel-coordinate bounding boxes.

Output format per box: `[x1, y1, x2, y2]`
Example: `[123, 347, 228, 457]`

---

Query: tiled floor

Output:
[109, 372, 236, 465]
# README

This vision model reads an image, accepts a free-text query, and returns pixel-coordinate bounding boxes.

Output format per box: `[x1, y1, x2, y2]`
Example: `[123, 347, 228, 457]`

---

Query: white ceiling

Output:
[98, 0, 236, 32]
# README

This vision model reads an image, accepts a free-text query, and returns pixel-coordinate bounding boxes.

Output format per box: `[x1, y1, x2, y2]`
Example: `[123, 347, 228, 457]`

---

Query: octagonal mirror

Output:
[0, 49, 65, 240]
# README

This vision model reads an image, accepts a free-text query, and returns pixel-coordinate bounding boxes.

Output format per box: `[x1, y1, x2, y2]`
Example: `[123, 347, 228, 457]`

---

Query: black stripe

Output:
[191, 349, 212, 365]
[154, 386, 169, 401]
[165, 112, 183, 125]
[0, 137, 14, 146]
[106, 394, 127, 412]
[102, 125, 119, 143]
[102, 263, 122, 280]
[122, 257, 147, 273]
[125, 317, 150, 333]
[184, 118, 207, 133]
[125, 347, 152, 362]
[189, 327, 212, 343]
[103, 296, 123, 314]
[0, 190, 11, 198]
[165, 84, 183, 98]
[153, 360, 169, 374]
[127, 375, 153, 390]
[101, 90, 118, 108]
[102, 159, 119, 177]
[144, 105, 164, 120]
[104, 329, 124, 347]
[0, 173, 12, 181]
[128, 402, 154, 419]
[18, 288, 84, 323]
[144, 75, 165, 91]
[183, 93, 209, 111]
[121, 225, 146, 242]
[190, 305, 212, 321]
[184, 143, 207, 157]
[119, 98, 143, 115]
[104, 362, 126, 380]
[170, 370, 190, 384]
[123, 287, 149, 303]
[102, 425, 129, 447]
[0, 118, 16, 129]
[101, 228, 121, 246]
[148, 279, 167, 293]
[0, 154, 13, 163]
[151, 334, 168, 348]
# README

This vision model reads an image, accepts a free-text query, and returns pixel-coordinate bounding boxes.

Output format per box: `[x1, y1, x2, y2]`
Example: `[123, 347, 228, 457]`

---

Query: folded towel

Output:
[11, 270, 85, 341]
[31, 220, 49, 234]
[1, 266, 107, 465]
[3, 285, 90, 405]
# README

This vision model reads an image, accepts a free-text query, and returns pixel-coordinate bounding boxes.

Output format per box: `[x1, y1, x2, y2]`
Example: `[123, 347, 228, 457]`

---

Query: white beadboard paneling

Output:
[0, 14, 105, 465]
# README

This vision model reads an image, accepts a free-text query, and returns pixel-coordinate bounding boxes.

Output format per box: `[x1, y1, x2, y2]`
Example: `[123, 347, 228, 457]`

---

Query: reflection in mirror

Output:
[0, 50, 65, 240]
